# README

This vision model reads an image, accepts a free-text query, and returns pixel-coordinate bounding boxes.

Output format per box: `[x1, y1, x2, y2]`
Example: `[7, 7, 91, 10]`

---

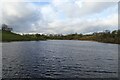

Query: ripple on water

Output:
[85, 70, 117, 73]
[2, 41, 118, 78]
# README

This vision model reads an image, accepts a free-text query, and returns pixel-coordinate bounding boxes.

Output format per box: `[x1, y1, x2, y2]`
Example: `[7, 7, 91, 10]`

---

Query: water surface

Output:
[2, 40, 118, 78]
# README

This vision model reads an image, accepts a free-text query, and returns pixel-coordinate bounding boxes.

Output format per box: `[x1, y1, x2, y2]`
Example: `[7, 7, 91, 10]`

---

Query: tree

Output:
[35, 33, 40, 38]
[2, 24, 13, 32]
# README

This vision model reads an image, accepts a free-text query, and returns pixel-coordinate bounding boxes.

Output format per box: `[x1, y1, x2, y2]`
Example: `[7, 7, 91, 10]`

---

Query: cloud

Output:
[51, 0, 117, 18]
[41, 5, 59, 23]
[2, 2, 41, 32]
[1, 0, 118, 34]
[44, 12, 118, 34]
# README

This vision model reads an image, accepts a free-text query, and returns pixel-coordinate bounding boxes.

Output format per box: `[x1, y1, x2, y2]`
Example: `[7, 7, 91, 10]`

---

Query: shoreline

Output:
[1, 39, 120, 44]
[1, 30, 120, 44]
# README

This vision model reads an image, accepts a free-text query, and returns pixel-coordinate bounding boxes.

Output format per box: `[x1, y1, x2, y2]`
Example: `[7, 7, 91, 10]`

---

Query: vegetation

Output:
[79, 30, 120, 44]
[0, 24, 120, 44]
[0, 24, 46, 41]
[1, 30, 47, 42]
[45, 30, 120, 44]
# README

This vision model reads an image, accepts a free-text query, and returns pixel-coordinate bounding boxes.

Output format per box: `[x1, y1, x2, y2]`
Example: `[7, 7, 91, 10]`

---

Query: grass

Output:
[0, 30, 46, 42]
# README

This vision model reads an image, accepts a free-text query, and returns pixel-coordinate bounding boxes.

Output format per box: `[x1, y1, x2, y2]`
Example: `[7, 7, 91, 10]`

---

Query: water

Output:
[2, 40, 118, 78]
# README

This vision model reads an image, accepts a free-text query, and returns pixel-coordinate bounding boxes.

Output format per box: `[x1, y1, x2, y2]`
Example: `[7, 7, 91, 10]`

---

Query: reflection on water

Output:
[2, 40, 118, 78]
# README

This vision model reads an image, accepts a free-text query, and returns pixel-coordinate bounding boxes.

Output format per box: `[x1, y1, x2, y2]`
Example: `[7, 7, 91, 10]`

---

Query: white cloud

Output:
[1, 0, 118, 34]
[41, 5, 58, 23]
[2, 2, 41, 32]
[44, 12, 118, 34]
[51, 0, 117, 18]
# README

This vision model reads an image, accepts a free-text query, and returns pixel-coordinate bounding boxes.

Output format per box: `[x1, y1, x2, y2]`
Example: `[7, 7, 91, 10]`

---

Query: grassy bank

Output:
[79, 35, 120, 44]
[0, 30, 46, 42]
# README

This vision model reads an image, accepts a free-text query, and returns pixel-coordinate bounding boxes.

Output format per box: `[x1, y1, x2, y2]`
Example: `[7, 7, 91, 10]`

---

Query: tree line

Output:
[1, 24, 120, 44]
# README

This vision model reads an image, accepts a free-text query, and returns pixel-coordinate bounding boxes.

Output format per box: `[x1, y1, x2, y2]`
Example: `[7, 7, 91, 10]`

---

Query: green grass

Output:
[0, 30, 46, 42]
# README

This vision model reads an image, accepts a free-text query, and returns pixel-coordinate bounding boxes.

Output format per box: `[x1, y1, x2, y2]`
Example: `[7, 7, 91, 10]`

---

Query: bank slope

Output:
[0, 31, 46, 42]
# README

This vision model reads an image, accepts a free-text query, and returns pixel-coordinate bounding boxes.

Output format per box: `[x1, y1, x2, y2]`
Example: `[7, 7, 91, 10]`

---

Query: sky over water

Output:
[0, 0, 118, 34]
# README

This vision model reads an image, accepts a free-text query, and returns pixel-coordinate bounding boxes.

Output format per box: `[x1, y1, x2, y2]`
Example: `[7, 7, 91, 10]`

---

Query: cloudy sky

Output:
[0, 0, 118, 34]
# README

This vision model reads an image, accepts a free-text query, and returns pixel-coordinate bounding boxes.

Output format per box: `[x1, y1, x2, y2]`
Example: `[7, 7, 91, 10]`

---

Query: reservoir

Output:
[2, 40, 118, 78]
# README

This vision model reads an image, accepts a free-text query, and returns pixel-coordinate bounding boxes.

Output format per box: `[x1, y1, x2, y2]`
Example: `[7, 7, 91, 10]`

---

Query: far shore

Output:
[1, 30, 120, 44]
[1, 39, 120, 45]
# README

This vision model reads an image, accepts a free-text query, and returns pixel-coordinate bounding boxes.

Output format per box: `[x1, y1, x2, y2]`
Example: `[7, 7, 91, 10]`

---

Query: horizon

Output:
[12, 29, 118, 36]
